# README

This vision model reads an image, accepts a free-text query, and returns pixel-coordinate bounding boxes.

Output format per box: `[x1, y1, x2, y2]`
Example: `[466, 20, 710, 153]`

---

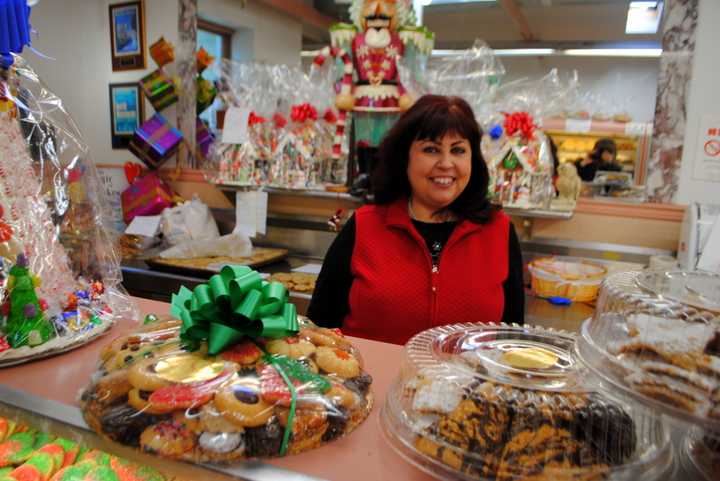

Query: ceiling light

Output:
[493, 48, 555, 56]
[563, 48, 662, 57]
[626, 1, 663, 34]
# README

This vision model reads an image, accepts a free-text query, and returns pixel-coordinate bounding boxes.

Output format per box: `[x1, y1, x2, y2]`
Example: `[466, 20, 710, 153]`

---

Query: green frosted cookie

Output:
[0, 432, 36, 467]
[24, 452, 55, 480]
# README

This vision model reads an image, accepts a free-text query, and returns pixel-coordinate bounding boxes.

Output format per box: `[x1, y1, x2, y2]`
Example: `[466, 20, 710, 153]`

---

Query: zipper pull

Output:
[431, 265, 439, 274]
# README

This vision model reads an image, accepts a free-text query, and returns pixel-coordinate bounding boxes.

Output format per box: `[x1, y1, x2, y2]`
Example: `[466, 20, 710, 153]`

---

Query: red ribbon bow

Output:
[248, 111, 266, 126]
[323, 109, 337, 124]
[273, 113, 288, 129]
[291, 103, 318, 123]
[503, 111, 536, 141]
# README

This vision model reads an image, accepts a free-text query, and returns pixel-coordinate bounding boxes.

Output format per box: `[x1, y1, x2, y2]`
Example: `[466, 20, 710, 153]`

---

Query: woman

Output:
[307, 95, 524, 345]
[574, 138, 621, 182]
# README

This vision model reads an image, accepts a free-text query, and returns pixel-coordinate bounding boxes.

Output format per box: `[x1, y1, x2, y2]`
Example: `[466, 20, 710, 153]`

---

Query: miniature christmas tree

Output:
[3, 253, 53, 348]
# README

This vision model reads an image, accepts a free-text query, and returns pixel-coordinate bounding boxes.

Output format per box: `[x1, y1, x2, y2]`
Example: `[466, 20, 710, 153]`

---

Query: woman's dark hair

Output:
[591, 138, 617, 161]
[372, 94, 496, 224]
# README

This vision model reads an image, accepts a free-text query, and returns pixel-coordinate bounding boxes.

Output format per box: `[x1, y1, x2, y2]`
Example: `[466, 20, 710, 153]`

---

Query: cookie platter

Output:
[380, 323, 673, 481]
[576, 270, 720, 430]
[80, 317, 374, 463]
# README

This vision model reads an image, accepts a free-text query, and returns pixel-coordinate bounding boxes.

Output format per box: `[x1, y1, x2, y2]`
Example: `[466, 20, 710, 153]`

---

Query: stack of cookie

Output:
[81, 318, 373, 462]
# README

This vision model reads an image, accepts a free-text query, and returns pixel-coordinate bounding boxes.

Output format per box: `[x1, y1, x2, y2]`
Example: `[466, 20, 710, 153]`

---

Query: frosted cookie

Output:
[265, 337, 316, 359]
[315, 346, 360, 378]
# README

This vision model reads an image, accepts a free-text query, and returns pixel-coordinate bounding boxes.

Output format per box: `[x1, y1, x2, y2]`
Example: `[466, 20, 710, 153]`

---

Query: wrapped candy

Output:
[0, 54, 137, 366]
[80, 266, 374, 462]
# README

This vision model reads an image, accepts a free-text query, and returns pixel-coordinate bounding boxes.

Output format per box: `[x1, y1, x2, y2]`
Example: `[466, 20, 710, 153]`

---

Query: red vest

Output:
[343, 199, 510, 345]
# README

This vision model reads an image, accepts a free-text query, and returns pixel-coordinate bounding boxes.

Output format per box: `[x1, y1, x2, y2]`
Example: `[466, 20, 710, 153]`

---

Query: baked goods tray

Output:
[146, 247, 289, 277]
[576, 270, 720, 431]
[0, 385, 324, 481]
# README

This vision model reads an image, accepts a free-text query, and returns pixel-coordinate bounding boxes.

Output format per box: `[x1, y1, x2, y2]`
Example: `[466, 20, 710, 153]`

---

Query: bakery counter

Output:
[0, 297, 707, 481]
[0, 297, 436, 481]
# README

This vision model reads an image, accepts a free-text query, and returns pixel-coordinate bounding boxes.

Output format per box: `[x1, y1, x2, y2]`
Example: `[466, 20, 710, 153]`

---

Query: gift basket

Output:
[528, 256, 608, 303]
[576, 270, 720, 478]
[81, 266, 373, 462]
[479, 71, 575, 210]
[381, 323, 673, 481]
[0, 55, 136, 366]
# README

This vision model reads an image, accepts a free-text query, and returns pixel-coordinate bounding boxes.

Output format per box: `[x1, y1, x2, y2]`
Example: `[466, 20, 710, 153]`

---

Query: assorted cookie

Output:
[81, 320, 373, 462]
[0, 415, 168, 481]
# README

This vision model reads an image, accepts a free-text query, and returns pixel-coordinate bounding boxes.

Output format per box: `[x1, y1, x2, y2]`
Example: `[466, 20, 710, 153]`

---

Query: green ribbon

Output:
[170, 265, 299, 355]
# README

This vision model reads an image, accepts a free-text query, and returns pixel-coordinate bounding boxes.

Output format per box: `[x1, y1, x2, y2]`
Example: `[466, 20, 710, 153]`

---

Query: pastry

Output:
[0, 416, 167, 481]
[80, 316, 373, 462]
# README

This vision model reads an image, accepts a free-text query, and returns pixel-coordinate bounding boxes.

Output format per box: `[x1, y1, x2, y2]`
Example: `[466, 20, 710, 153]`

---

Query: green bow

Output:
[170, 265, 298, 355]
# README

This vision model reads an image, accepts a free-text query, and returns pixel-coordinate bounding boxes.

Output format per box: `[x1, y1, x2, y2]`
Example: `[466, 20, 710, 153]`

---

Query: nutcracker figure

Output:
[329, 0, 433, 193]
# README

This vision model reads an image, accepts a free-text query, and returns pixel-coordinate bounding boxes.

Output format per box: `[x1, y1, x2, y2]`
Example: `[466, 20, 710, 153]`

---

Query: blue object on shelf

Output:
[548, 296, 572, 305]
[0, 0, 32, 68]
[489, 124, 503, 140]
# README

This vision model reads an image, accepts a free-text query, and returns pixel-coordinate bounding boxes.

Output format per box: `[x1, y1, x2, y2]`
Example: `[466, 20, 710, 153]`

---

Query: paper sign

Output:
[125, 215, 162, 237]
[565, 119, 592, 133]
[292, 263, 322, 275]
[692, 114, 720, 182]
[97, 167, 129, 232]
[698, 216, 720, 273]
[221, 107, 250, 144]
[234, 191, 268, 238]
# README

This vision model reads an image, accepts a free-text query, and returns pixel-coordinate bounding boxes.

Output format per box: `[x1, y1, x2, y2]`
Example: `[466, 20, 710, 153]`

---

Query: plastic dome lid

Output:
[381, 323, 672, 481]
[577, 270, 720, 430]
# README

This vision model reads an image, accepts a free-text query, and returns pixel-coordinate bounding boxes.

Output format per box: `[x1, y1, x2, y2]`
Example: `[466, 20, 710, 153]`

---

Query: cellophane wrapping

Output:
[81, 266, 373, 462]
[0, 55, 137, 366]
[206, 60, 346, 190]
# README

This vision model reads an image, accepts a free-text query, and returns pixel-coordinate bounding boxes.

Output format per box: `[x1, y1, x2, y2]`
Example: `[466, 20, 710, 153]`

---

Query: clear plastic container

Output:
[381, 323, 673, 481]
[80, 317, 373, 462]
[682, 428, 720, 481]
[528, 256, 608, 302]
[576, 270, 720, 431]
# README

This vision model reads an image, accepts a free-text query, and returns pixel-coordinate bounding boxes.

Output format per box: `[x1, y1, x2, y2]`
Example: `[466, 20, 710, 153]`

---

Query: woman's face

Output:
[407, 132, 472, 212]
[600, 149, 614, 162]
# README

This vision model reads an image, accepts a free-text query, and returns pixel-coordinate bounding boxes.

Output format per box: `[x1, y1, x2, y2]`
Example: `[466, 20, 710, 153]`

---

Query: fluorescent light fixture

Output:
[431, 48, 555, 57]
[626, 1, 663, 34]
[563, 48, 662, 57]
[493, 48, 556, 56]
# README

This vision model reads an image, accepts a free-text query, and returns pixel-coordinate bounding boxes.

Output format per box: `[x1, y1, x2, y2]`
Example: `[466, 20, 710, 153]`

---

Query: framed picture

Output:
[109, 1, 146, 71]
[109, 83, 144, 149]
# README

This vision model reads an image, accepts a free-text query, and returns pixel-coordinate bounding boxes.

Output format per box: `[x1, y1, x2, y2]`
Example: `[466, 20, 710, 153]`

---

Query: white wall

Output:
[676, 0, 720, 205]
[200, 0, 303, 66]
[500, 57, 660, 123]
[29, 0, 179, 165]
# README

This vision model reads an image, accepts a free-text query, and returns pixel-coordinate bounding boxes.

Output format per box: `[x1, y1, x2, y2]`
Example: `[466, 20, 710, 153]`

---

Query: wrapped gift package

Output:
[149, 36, 175, 67]
[197, 76, 217, 114]
[129, 114, 183, 169]
[80, 266, 374, 462]
[139, 70, 178, 112]
[528, 256, 608, 302]
[121, 172, 173, 224]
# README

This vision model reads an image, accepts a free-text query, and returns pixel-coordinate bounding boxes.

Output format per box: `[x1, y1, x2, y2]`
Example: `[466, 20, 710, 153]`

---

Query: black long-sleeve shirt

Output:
[307, 215, 525, 327]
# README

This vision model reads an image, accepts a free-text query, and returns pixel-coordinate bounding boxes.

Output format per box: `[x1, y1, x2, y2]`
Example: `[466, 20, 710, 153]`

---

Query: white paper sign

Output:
[565, 119, 592, 133]
[234, 191, 268, 238]
[692, 114, 720, 182]
[97, 167, 129, 232]
[125, 215, 162, 237]
[292, 263, 322, 275]
[698, 216, 720, 273]
[221, 107, 250, 144]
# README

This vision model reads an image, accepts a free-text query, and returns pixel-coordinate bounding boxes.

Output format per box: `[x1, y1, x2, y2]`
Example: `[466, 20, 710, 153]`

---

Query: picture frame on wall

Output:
[109, 1, 146, 71]
[109, 83, 144, 149]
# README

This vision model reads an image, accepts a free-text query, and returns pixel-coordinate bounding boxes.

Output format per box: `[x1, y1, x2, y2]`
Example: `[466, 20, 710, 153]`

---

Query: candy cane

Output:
[313, 47, 352, 163]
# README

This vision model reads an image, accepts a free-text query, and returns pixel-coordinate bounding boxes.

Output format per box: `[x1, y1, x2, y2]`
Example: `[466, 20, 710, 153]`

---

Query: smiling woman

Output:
[308, 95, 525, 345]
